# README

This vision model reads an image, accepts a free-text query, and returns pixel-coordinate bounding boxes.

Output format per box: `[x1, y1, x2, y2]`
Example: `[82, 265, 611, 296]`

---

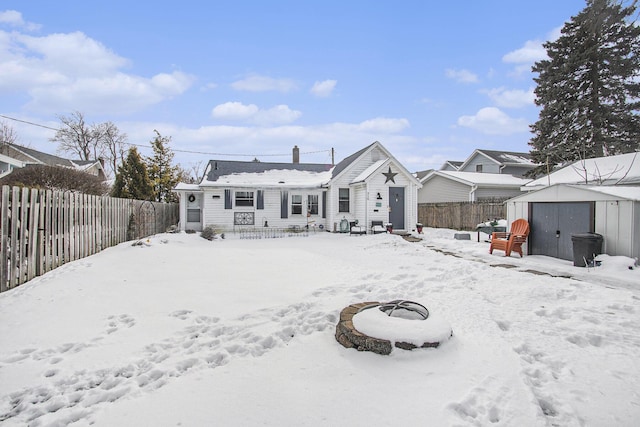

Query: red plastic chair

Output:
[489, 219, 530, 257]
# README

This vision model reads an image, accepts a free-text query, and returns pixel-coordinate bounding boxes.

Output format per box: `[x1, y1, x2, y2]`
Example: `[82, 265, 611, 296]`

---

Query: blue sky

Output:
[1, 1, 588, 175]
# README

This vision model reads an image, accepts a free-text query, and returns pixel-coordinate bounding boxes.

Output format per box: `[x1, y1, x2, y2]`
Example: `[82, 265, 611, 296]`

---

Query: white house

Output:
[418, 170, 529, 203]
[0, 142, 106, 180]
[417, 149, 536, 203]
[174, 142, 422, 234]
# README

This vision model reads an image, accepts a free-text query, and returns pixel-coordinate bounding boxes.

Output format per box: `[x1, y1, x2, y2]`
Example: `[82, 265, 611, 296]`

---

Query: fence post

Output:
[0, 186, 9, 292]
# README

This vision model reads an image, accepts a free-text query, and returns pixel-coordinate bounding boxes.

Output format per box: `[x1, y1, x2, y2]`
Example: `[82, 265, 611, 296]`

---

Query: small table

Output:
[476, 225, 506, 242]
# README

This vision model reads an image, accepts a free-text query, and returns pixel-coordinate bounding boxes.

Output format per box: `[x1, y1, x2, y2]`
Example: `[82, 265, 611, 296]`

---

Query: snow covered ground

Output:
[1, 228, 639, 426]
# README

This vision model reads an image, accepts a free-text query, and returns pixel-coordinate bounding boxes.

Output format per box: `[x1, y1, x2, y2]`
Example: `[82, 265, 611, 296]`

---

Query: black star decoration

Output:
[382, 166, 398, 183]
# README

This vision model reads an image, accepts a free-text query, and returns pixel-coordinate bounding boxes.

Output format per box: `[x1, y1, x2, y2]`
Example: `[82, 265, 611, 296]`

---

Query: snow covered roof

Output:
[577, 185, 640, 201]
[422, 170, 530, 187]
[2, 142, 102, 171]
[475, 149, 534, 166]
[199, 160, 334, 188]
[507, 183, 640, 202]
[525, 152, 640, 188]
[174, 183, 201, 191]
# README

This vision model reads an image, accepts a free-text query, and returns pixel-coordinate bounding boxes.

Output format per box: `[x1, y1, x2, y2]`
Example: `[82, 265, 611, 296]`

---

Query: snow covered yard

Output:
[1, 229, 639, 426]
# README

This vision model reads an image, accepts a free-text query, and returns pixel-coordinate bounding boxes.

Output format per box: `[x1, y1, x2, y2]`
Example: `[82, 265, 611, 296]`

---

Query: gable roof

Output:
[509, 183, 640, 202]
[459, 149, 535, 171]
[330, 142, 376, 178]
[421, 170, 530, 187]
[439, 160, 463, 170]
[524, 152, 640, 189]
[1, 142, 102, 171]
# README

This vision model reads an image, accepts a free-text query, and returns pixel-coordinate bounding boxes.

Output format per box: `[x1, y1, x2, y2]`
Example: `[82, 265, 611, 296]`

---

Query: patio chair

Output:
[489, 218, 530, 257]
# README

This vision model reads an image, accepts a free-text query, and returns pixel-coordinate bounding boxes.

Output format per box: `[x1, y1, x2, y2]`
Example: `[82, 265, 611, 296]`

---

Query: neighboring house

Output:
[457, 149, 535, 177]
[506, 184, 640, 261]
[174, 142, 422, 233]
[418, 170, 529, 203]
[439, 160, 462, 171]
[522, 152, 640, 191]
[416, 149, 537, 203]
[0, 142, 106, 180]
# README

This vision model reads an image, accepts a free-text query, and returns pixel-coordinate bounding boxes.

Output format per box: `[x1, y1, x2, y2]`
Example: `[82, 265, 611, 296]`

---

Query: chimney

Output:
[292, 145, 300, 164]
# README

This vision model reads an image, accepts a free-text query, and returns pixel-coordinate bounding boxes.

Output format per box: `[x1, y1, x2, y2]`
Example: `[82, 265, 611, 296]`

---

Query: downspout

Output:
[470, 185, 478, 202]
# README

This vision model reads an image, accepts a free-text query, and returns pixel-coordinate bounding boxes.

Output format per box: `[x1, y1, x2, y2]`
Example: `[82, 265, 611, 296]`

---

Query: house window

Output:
[187, 209, 200, 223]
[235, 191, 254, 207]
[291, 194, 303, 214]
[476, 164, 483, 173]
[339, 188, 350, 212]
[308, 195, 318, 215]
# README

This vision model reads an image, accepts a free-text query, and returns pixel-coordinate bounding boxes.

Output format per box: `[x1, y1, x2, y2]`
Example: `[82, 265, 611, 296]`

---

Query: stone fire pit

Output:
[335, 300, 453, 355]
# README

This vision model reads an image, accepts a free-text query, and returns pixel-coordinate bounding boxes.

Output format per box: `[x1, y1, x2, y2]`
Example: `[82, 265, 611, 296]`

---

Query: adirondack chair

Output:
[489, 218, 530, 257]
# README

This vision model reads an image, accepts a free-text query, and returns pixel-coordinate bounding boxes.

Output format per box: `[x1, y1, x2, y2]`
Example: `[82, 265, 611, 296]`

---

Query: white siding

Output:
[460, 154, 500, 174]
[419, 175, 471, 203]
[475, 187, 523, 200]
[202, 187, 327, 232]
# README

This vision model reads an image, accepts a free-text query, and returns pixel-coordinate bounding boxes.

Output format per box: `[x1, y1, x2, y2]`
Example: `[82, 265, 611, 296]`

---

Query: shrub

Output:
[201, 226, 216, 241]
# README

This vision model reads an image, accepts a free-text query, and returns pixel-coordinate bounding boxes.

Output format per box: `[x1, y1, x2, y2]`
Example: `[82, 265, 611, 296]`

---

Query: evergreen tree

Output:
[529, 0, 640, 177]
[146, 130, 181, 203]
[111, 147, 154, 200]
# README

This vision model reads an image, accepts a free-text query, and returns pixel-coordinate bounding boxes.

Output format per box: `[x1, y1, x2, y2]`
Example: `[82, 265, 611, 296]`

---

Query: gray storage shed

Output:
[505, 184, 640, 261]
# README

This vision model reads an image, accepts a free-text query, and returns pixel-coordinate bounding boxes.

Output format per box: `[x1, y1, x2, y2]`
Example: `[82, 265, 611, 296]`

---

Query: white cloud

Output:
[0, 10, 40, 31]
[502, 27, 563, 76]
[0, 26, 195, 114]
[212, 102, 259, 120]
[503, 40, 547, 64]
[457, 107, 529, 135]
[310, 79, 336, 97]
[27, 71, 195, 114]
[231, 74, 297, 92]
[484, 87, 535, 108]
[211, 102, 301, 125]
[357, 117, 410, 133]
[445, 68, 479, 84]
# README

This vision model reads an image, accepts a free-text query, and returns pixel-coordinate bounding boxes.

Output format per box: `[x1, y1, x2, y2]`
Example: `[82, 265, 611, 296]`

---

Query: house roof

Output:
[439, 160, 462, 170]
[475, 149, 534, 166]
[508, 183, 640, 203]
[200, 159, 334, 188]
[330, 142, 376, 178]
[421, 170, 530, 187]
[351, 159, 387, 184]
[524, 152, 640, 189]
[1, 142, 102, 171]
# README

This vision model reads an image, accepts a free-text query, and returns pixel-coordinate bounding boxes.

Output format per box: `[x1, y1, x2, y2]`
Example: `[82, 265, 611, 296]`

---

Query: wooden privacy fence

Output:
[418, 199, 507, 231]
[0, 185, 178, 293]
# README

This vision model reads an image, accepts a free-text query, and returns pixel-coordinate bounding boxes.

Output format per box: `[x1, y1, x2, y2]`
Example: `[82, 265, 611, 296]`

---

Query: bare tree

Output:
[51, 111, 99, 160]
[0, 120, 18, 146]
[50, 112, 128, 178]
[97, 121, 128, 178]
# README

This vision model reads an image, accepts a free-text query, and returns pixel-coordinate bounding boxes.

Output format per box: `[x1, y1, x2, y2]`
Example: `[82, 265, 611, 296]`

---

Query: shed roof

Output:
[525, 152, 640, 188]
[422, 170, 530, 187]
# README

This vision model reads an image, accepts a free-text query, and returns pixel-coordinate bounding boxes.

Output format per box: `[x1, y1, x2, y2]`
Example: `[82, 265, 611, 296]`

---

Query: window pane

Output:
[235, 191, 254, 207]
[308, 194, 318, 215]
[187, 209, 200, 222]
[291, 194, 302, 214]
[338, 188, 349, 212]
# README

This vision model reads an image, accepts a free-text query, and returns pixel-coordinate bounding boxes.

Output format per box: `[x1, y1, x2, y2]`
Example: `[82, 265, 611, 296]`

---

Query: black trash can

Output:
[571, 233, 603, 267]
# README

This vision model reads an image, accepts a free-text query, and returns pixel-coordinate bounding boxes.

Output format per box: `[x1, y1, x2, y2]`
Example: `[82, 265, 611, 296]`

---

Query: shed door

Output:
[389, 187, 405, 230]
[529, 202, 594, 260]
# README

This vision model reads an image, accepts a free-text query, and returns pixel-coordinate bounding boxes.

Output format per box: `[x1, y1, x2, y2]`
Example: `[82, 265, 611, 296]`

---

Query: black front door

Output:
[529, 202, 594, 260]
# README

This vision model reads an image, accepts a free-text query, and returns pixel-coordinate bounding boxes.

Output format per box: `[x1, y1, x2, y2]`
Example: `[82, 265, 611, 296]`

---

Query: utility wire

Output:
[0, 113, 333, 158]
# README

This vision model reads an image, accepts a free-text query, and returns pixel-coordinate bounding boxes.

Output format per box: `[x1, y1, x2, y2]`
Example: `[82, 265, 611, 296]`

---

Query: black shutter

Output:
[322, 191, 327, 219]
[224, 189, 232, 209]
[280, 191, 288, 218]
[257, 190, 264, 210]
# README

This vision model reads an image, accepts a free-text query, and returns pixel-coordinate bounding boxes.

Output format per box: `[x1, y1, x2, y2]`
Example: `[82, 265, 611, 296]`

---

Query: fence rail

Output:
[0, 185, 178, 293]
[418, 199, 507, 231]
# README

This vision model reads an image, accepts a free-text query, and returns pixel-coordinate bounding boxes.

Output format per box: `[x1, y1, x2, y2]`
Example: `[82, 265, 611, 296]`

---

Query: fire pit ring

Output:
[335, 301, 453, 355]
